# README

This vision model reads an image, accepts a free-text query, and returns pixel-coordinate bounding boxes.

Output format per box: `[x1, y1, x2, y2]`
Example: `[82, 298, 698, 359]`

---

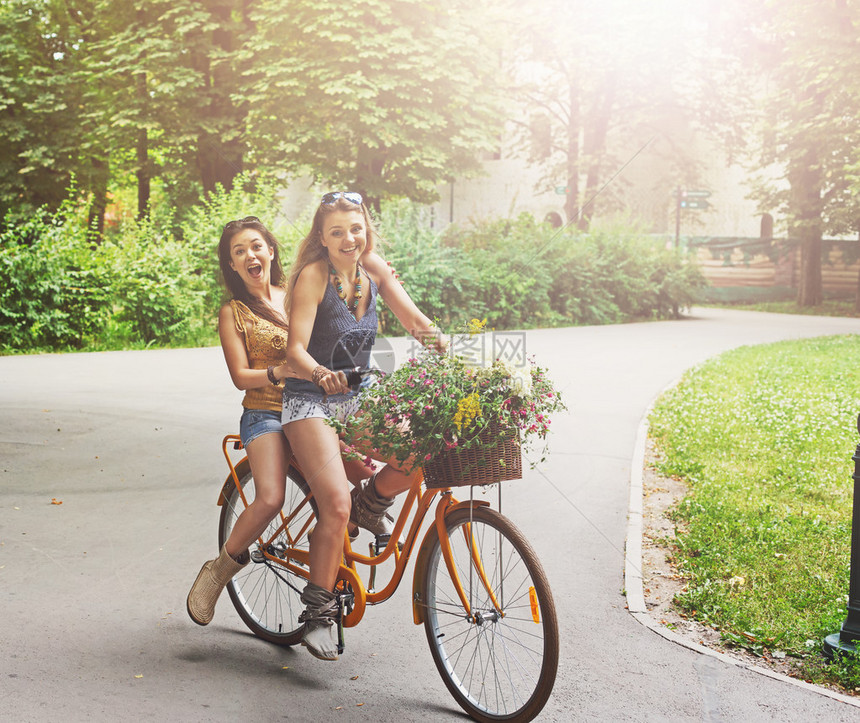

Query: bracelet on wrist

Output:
[311, 364, 331, 387]
[267, 365, 280, 387]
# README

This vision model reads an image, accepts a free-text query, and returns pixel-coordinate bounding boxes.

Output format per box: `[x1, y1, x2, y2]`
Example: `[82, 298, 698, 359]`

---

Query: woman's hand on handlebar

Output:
[318, 369, 350, 395]
[314, 366, 384, 394]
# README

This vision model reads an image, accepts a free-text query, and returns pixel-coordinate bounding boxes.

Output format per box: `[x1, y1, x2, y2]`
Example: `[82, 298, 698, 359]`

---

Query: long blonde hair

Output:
[285, 195, 381, 316]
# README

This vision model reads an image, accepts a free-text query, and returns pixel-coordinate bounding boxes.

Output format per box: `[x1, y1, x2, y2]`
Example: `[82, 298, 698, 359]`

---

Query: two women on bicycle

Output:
[186, 216, 372, 628]
[188, 196, 444, 662]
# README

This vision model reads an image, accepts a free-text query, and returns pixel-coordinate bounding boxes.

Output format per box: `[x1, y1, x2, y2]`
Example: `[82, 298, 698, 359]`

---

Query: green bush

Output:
[0, 191, 709, 353]
[370, 208, 704, 334]
[549, 227, 705, 324]
[106, 215, 214, 346]
[376, 200, 470, 333]
[0, 200, 112, 351]
[443, 214, 560, 330]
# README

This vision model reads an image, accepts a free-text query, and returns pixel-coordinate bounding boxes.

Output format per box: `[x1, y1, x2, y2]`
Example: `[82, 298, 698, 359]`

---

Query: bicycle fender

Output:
[411, 498, 490, 625]
[217, 457, 250, 507]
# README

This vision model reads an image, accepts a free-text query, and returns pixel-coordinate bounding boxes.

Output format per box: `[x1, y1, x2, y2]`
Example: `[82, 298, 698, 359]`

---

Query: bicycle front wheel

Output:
[218, 463, 315, 646]
[421, 506, 559, 722]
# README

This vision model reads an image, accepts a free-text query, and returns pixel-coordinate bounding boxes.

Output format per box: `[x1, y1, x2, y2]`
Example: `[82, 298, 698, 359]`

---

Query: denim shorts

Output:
[239, 408, 284, 447]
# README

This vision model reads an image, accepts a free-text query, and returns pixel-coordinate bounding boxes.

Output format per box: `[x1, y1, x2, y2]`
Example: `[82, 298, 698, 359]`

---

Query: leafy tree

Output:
[87, 0, 256, 215]
[2, 0, 508, 221]
[241, 0, 505, 208]
[0, 0, 103, 220]
[710, 0, 860, 306]
[506, 0, 705, 230]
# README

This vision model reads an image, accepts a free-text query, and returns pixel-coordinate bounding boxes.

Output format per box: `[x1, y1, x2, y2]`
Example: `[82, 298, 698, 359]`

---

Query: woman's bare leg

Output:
[224, 431, 290, 559]
[282, 418, 350, 591]
[372, 463, 420, 499]
[347, 413, 419, 498]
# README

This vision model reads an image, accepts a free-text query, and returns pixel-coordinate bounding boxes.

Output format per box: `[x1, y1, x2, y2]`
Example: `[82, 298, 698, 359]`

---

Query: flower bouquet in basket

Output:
[339, 321, 566, 488]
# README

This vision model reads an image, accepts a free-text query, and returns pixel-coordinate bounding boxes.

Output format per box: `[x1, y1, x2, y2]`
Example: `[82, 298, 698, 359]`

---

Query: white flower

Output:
[509, 366, 532, 397]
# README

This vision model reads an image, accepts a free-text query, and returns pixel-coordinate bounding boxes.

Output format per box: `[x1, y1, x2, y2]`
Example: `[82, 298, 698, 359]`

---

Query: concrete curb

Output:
[624, 388, 860, 710]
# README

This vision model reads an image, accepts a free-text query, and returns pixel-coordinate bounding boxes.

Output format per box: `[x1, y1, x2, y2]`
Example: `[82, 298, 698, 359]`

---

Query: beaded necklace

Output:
[329, 264, 362, 314]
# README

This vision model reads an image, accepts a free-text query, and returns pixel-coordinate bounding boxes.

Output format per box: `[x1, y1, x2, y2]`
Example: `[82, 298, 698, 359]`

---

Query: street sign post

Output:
[674, 188, 712, 247]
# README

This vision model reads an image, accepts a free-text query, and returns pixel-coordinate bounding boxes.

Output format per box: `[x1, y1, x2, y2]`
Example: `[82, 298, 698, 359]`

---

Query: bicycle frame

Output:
[218, 434, 501, 629]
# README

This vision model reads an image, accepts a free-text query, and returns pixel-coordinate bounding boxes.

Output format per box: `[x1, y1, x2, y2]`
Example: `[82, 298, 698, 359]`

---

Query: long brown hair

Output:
[285, 195, 381, 316]
[217, 217, 289, 329]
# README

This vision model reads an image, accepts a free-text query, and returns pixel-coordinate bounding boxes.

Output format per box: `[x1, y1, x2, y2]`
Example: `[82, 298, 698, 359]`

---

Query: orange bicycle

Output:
[217, 433, 559, 722]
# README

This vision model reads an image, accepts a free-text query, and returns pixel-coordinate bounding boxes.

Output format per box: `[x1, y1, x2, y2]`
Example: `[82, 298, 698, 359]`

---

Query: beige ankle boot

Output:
[299, 583, 340, 660]
[186, 545, 247, 626]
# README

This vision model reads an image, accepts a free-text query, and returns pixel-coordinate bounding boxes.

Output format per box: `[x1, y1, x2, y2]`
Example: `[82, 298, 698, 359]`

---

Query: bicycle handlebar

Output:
[345, 366, 386, 391]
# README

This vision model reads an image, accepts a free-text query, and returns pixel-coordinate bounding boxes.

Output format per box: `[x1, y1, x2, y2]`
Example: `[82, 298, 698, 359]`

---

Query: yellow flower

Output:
[466, 318, 487, 337]
[454, 392, 482, 432]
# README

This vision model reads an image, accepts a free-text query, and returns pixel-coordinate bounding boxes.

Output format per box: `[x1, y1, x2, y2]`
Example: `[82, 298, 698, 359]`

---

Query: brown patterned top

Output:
[230, 299, 290, 413]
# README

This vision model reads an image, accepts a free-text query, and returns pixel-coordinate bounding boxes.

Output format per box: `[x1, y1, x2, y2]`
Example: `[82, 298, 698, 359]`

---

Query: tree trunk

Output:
[196, 1, 246, 196]
[197, 139, 244, 196]
[355, 141, 386, 213]
[135, 13, 150, 220]
[87, 156, 109, 242]
[137, 127, 150, 221]
[789, 151, 823, 307]
[797, 230, 823, 306]
[855, 262, 860, 314]
[579, 71, 616, 231]
[563, 79, 580, 227]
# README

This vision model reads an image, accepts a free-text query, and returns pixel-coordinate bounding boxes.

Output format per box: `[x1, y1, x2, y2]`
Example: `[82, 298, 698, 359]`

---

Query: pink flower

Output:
[424, 453, 432, 461]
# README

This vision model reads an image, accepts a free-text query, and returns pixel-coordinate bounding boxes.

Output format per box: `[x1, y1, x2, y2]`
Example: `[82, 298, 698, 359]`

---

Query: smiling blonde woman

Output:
[281, 192, 446, 660]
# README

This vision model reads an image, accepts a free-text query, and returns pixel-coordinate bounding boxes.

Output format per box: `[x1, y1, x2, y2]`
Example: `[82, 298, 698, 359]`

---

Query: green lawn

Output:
[702, 298, 859, 318]
[649, 335, 860, 688]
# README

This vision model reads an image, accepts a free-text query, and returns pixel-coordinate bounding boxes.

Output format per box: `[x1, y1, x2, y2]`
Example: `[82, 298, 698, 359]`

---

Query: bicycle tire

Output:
[218, 463, 315, 646]
[421, 506, 559, 722]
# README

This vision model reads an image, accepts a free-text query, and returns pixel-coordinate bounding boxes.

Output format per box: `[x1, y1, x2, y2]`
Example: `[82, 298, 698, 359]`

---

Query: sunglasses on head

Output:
[320, 191, 363, 206]
[223, 216, 261, 231]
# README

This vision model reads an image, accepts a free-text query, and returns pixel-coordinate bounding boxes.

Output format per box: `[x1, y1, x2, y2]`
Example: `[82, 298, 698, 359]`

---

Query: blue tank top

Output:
[282, 270, 378, 400]
[306, 270, 377, 371]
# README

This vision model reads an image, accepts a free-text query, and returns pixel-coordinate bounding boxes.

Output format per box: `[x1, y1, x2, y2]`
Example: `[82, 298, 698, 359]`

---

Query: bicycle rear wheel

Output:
[218, 463, 315, 646]
[421, 506, 559, 722]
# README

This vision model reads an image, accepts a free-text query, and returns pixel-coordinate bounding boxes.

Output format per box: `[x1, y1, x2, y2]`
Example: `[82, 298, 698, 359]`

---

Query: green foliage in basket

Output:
[336, 322, 566, 470]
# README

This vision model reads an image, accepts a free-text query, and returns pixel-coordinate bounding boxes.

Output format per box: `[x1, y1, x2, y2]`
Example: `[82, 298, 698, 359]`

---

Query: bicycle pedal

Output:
[373, 534, 403, 555]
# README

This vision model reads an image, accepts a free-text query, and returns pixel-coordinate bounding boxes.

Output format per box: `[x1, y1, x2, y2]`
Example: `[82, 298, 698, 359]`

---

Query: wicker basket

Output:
[422, 423, 522, 488]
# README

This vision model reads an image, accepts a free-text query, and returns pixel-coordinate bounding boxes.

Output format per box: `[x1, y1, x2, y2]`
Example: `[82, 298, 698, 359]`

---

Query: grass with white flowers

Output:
[649, 334, 860, 689]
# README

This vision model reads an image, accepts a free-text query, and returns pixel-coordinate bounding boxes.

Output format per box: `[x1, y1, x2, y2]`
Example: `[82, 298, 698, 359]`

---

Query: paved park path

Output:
[2, 307, 860, 721]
